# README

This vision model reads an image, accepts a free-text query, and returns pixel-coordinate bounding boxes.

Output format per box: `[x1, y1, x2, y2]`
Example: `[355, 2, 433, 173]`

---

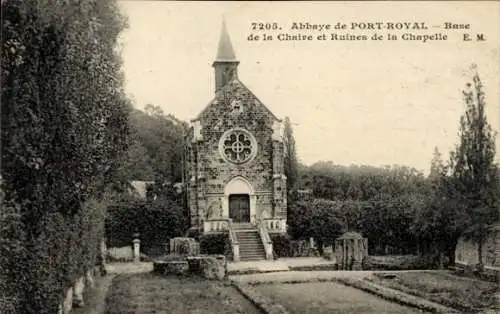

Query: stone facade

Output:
[185, 22, 286, 233]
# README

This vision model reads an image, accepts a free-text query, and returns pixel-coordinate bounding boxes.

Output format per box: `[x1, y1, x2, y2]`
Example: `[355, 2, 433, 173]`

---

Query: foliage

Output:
[302, 163, 427, 201]
[288, 163, 429, 255]
[105, 189, 188, 254]
[414, 68, 499, 266]
[288, 198, 345, 247]
[413, 148, 468, 264]
[449, 67, 499, 241]
[270, 234, 292, 258]
[1, 0, 129, 312]
[127, 105, 188, 184]
[199, 233, 230, 255]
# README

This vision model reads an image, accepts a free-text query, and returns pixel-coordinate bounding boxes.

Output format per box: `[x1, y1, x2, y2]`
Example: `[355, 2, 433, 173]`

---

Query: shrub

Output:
[199, 233, 230, 256]
[270, 234, 292, 258]
[364, 255, 434, 270]
[105, 197, 188, 254]
[185, 227, 201, 240]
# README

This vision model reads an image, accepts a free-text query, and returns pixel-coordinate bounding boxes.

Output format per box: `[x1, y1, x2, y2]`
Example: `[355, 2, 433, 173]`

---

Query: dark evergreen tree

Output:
[283, 117, 299, 191]
[449, 66, 499, 265]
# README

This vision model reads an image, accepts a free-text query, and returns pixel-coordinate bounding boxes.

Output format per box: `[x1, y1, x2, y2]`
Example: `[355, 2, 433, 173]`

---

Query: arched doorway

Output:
[223, 176, 256, 223]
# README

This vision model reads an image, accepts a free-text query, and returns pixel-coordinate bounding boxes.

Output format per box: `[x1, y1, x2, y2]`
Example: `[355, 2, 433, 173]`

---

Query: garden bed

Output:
[104, 273, 261, 314]
[253, 281, 423, 314]
[364, 255, 432, 270]
[369, 270, 499, 313]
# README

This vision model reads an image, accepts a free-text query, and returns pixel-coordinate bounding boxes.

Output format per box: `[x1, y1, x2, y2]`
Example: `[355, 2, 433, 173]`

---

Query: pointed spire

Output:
[215, 19, 237, 62]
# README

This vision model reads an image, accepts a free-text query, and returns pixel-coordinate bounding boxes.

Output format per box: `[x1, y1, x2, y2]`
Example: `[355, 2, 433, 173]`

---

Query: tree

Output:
[448, 66, 499, 265]
[287, 197, 345, 249]
[429, 147, 446, 180]
[283, 117, 299, 191]
[129, 106, 188, 185]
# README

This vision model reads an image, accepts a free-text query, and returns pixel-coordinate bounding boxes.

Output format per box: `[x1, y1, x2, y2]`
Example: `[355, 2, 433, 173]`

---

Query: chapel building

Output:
[184, 21, 287, 261]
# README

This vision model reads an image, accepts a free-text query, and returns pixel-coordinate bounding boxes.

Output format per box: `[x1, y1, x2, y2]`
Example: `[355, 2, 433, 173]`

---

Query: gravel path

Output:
[230, 270, 374, 284]
[72, 263, 153, 314]
[72, 275, 115, 314]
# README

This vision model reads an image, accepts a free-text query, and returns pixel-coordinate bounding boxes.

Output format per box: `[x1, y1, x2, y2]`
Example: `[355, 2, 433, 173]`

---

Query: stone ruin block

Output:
[187, 255, 226, 280]
[153, 260, 190, 276]
[169, 237, 200, 256]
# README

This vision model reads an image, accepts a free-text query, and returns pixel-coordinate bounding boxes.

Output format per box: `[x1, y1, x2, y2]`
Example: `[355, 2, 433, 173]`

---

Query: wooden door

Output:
[229, 194, 250, 223]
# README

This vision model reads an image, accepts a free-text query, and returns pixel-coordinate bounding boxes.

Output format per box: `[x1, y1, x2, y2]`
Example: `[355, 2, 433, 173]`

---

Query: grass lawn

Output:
[369, 271, 499, 313]
[105, 273, 262, 314]
[255, 282, 424, 314]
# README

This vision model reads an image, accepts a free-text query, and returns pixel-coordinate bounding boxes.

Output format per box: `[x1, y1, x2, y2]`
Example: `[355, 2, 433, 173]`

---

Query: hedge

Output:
[105, 196, 188, 257]
[1, 1, 129, 312]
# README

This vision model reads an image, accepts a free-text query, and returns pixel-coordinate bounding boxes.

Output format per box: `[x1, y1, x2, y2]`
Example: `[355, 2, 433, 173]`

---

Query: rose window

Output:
[219, 129, 256, 164]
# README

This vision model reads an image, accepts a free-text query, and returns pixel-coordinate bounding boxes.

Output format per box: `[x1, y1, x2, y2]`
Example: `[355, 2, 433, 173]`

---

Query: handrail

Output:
[203, 217, 230, 233]
[227, 218, 240, 262]
[227, 218, 238, 245]
[262, 217, 286, 233]
[257, 219, 273, 260]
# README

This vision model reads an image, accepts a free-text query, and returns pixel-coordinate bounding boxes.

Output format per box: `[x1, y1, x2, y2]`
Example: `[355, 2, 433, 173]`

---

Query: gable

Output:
[194, 79, 280, 123]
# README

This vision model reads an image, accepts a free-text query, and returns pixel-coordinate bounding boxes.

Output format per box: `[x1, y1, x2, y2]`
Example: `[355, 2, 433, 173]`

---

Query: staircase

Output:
[235, 229, 266, 261]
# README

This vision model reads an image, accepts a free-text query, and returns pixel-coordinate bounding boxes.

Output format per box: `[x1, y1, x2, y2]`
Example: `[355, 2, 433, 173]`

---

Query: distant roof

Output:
[214, 19, 237, 63]
[338, 231, 364, 239]
[129, 180, 154, 199]
[297, 189, 313, 194]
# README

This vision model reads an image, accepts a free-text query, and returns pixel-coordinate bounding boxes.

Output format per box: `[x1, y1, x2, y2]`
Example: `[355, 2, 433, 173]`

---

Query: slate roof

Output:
[214, 19, 237, 62]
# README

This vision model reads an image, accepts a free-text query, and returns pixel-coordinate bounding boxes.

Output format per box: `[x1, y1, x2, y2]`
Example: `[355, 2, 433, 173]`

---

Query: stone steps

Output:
[236, 230, 266, 261]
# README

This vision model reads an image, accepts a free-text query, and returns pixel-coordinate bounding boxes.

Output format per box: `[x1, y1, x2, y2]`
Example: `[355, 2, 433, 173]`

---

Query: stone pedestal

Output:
[133, 238, 141, 263]
[323, 245, 334, 260]
[169, 237, 200, 256]
[62, 286, 73, 314]
[72, 276, 85, 308]
[86, 269, 95, 289]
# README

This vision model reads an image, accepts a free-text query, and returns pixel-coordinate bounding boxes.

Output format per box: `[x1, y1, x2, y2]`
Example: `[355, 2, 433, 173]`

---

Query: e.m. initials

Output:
[444, 22, 485, 42]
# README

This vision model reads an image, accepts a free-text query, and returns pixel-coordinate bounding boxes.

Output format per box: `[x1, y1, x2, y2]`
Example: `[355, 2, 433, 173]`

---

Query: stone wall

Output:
[186, 79, 286, 228]
[455, 226, 500, 267]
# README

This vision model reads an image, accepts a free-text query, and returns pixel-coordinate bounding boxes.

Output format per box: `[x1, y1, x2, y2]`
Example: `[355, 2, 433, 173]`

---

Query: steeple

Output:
[212, 19, 239, 92]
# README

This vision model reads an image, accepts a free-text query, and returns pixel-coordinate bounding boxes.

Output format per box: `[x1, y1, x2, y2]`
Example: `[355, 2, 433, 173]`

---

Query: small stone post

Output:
[309, 237, 315, 249]
[62, 286, 73, 314]
[100, 238, 107, 264]
[133, 234, 141, 263]
[73, 276, 85, 308]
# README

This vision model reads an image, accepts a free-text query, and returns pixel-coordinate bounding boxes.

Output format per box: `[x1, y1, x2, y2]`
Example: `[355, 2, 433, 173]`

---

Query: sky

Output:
[118, 1, 499, 174]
